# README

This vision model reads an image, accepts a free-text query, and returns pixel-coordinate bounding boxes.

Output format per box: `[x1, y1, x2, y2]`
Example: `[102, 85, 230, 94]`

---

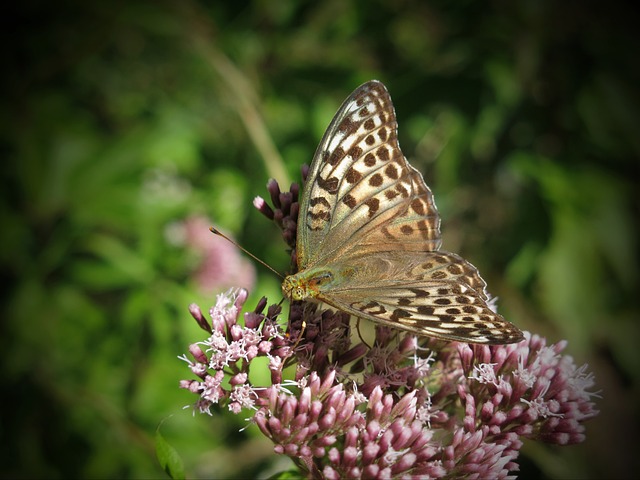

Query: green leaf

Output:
[267, 469, 304, 480]
[155, 427, 185, 480]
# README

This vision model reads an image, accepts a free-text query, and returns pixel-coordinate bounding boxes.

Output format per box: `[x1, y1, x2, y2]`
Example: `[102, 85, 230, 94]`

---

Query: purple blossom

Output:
[179, 178, 599, 478]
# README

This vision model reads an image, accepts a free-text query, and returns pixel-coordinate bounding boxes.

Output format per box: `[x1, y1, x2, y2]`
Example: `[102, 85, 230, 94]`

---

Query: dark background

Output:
[1, 1, 638, 478]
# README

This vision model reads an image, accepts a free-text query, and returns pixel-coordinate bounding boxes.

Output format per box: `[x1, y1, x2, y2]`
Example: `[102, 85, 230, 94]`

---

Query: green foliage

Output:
[267, 469, 306, 480]
[1, 0, 637, 478]
[156, 426, 186, 480]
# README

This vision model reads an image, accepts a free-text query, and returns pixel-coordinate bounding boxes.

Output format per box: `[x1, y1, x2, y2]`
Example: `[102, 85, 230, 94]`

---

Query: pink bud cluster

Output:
[179, 178, 599, 478]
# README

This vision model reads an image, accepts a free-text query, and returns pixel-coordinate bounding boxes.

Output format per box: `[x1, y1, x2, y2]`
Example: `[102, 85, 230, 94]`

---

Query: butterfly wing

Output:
[319, 250, 524, 344]
[290, 80, 524, 344]
[297, 80, 441, 271]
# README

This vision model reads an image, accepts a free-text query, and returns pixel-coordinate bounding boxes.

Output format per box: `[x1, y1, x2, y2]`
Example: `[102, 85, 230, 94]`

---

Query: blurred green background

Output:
[1, 1, 638, 478]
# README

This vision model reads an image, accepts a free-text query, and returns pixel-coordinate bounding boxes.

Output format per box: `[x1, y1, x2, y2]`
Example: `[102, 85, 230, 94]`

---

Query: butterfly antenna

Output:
[210, 227, 284, 279]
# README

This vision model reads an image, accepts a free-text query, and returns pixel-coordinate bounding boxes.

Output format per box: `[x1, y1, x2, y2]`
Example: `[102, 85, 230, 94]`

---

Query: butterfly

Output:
[281, 80, 524, 344]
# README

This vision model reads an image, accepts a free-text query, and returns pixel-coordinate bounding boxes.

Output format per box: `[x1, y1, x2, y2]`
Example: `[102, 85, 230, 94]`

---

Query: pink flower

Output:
[179, 216, 256, 294]
[179, 179, 599, 478]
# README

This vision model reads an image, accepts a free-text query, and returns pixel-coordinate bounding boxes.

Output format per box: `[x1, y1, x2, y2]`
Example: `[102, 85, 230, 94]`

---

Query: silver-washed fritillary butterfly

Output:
[281, 80, 523, 344]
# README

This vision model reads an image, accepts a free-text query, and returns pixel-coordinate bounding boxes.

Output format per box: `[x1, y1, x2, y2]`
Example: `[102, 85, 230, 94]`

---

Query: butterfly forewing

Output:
[297, 81, 441, 270]
[288, 80, 524, 345]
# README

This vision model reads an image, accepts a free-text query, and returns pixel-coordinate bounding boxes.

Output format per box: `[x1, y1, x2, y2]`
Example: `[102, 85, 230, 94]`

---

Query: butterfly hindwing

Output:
[319, 250, 522, 344]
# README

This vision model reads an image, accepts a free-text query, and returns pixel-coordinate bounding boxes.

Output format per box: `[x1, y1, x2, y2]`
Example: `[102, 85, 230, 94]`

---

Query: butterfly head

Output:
[282, 269, 335, 301]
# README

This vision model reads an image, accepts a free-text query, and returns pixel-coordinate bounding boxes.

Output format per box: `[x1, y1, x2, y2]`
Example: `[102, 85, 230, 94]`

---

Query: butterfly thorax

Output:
[282, 266, 355, 302]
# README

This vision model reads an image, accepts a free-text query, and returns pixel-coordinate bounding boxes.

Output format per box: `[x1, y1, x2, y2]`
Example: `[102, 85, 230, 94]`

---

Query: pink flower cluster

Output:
[179, 178, 599, 478]
[255, 370, 445, 479]
[180, 288, 598, 478]
[179, 288, 292, 414]
[457, 335, 599, 446]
